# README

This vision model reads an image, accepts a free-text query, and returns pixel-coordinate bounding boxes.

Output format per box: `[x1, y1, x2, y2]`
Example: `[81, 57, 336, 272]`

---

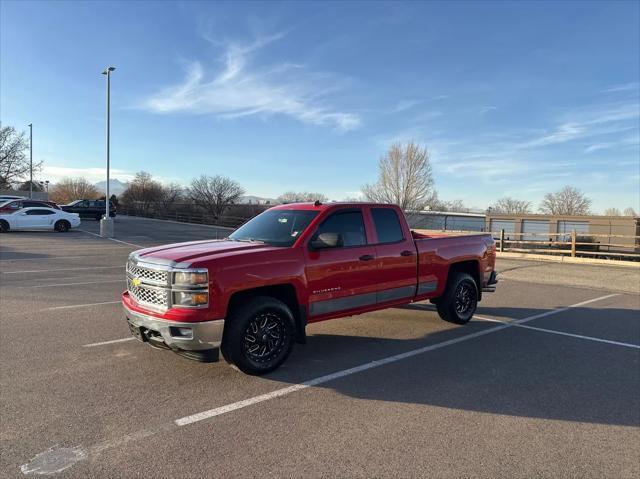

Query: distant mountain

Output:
[94, 179, 128, 196]
[238, 195, 278, 205]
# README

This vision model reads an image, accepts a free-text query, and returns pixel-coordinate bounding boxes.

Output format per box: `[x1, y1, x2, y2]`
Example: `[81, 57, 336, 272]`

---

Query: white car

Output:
[0, 195, 26, 204]
[0, 207, 81, 233]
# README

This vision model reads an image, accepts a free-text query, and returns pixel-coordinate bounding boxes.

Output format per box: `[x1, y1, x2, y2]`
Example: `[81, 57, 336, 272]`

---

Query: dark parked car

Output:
[61, 200, 116, 220]
[0, 199, 61, 214]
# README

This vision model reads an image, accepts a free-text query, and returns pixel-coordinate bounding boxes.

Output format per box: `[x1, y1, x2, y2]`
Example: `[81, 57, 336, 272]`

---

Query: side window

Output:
[77, 201, 88, 208]
[371, 208, 404, 243]
[315, 210, 367, 247]
[26, 209, 50, 215]
[9, 201, 22, 209]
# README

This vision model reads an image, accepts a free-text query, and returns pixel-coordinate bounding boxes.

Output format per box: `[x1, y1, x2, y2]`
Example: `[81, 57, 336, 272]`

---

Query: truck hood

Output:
[132, 239, 280, 267]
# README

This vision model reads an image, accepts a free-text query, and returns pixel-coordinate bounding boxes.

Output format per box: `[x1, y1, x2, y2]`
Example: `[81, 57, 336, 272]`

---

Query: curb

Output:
[497, 252, 640, 269]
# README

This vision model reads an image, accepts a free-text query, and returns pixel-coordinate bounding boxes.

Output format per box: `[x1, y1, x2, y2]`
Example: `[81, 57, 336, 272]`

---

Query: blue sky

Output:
[1, 0, 638, 212]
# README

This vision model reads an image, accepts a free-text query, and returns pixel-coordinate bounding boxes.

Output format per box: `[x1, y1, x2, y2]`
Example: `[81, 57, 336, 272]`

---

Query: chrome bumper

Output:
[123, 304, 224, 361]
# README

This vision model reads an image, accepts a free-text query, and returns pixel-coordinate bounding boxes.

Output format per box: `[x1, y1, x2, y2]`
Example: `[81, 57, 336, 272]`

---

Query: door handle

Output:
[359, 254, 375, 261]
[400, 250, 414, 256]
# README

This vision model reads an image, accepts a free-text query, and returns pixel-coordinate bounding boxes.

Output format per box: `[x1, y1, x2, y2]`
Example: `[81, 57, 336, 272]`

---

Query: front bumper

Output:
[123, 303, 224, 362]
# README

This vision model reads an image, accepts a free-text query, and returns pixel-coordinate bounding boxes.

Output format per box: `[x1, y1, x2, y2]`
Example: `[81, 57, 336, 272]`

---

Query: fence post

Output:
[499, 229, 505, 252]
[571, 229, 576, 257]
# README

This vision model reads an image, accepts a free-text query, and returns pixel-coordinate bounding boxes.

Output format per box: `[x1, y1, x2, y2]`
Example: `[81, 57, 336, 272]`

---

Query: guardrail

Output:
[118, 208, 247, 229]
[494, 230, 640, 260]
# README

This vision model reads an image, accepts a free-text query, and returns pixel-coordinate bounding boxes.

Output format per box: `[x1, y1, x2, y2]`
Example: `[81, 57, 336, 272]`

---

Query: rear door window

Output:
[315, 210, 367, 247]
[371, 208, 404, 243]
[26, 209, 53, 215]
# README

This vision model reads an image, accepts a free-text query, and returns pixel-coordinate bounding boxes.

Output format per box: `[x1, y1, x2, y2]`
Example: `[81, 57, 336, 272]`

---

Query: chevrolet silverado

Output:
[122, 202, 497, 375]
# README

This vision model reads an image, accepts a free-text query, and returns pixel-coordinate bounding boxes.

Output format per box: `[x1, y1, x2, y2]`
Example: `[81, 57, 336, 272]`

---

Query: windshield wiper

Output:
[231, 237, 266, 244]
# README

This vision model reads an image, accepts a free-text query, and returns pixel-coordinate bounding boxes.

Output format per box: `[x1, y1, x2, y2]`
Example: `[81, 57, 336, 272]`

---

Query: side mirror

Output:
[310, 232, 344, 250]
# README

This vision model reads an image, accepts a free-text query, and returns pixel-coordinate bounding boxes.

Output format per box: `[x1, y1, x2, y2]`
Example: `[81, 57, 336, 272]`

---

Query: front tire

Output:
[54, 220, 70, 232]
[0, 220, 9, 233]
[223, 296, 295, 375]
[436, 272, 478, 324]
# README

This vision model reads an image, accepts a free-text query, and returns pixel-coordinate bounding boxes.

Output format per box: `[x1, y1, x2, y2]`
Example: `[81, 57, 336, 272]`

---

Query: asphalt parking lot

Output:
[1, 215, 639, 478]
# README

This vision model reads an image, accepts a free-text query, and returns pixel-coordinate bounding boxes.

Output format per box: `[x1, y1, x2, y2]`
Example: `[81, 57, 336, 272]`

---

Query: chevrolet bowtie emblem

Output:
[131, 277, 141, 287]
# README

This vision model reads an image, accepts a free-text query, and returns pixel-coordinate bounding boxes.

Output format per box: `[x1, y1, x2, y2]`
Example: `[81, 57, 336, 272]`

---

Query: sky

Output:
[1, 0, 639, 212]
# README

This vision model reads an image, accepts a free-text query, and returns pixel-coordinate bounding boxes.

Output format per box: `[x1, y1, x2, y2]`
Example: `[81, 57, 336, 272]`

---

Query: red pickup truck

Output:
[123, 202, 497, 374]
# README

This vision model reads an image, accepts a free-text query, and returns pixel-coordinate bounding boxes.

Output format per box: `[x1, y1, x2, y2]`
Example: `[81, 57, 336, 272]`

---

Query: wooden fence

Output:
[494, 230, 640, 260]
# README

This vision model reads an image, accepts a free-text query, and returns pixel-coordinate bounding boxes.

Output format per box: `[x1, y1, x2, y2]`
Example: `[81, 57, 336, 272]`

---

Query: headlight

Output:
[173, 271, 208, 286]
[172, 291, 209, 307]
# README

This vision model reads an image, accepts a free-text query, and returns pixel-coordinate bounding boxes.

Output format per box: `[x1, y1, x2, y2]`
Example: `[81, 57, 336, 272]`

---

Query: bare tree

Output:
[604, 207, 621, 216]
[120, 171, 163, 213]
[49, 177, 100, 204]
[539, 186, 591, 215]
[0, 125, 41, 187]
[17, 180, 44, 192]
[361, 141, 437, 210]
[159, 182, 184, 210]
[490, 197, 532, 214]
[434, 199, 468, 212]
[189, 175, 245, 218]
[277, 191, 328, 203]
[623, 207, 637, 217]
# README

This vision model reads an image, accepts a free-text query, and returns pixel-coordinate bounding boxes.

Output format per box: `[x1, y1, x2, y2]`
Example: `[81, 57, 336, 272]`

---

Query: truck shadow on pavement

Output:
[265, 305, 640, 428]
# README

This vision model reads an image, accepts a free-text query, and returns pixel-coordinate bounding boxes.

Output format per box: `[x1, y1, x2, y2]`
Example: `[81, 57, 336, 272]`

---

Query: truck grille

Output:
[127, 277, 169, 309]
[126, 261, 169, 285]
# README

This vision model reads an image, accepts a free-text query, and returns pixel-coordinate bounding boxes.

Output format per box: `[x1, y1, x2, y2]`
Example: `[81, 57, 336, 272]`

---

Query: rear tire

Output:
[436, 272, 478, 324]
[0, 220, 9, 233]
[95, 213, 102, 221]
[54, 220, 70, 232]
[223, 296, 295, 375]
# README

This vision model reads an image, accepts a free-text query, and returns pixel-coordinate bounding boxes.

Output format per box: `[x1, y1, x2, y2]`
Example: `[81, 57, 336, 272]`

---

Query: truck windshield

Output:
[229, 210, 319, 247]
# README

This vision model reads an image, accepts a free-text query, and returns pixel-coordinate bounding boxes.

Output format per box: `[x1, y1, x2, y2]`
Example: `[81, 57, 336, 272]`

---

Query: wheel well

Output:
[447, 260, 481, 298]
[227, 284, 304, 339]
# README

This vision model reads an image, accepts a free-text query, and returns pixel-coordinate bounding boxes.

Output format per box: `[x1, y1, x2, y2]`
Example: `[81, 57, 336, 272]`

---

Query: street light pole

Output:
[28, 124, 33, 199]
[100, 66, 116, 238]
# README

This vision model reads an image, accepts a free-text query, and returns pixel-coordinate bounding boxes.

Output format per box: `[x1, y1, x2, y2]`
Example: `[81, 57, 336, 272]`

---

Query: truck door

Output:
[304, 208, 378, 320]
[369, 206, 418, 305]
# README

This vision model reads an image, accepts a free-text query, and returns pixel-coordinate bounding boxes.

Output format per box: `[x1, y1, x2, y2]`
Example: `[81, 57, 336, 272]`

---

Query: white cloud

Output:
[521, 103, 639, 148]
[479, 105, 497, 115]
[141, 33, 361, 131]
[601, 82, 640, 93]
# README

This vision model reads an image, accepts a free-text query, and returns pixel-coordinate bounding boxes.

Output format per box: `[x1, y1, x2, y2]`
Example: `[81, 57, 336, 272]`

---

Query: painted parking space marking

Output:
[474, 315, 640, 349]
[79, 229, 143, 248]
[83, 337, 136, 347]
[2, 266, 124, 274]
[29, 279, 125, 289]
[44, 301, 121, 311]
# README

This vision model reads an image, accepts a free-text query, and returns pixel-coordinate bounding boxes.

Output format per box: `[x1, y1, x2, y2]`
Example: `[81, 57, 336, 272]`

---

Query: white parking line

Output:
[174, 293, 619, 426]
[83, 337, 135, 347]
[2, 266, 123, 274]
[31, 279, 125, 288]
[79, 229, 143, 248]
[45, 301, 121, 311]
[0, 256, 87, 262]
[474, 315, 640, 349]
